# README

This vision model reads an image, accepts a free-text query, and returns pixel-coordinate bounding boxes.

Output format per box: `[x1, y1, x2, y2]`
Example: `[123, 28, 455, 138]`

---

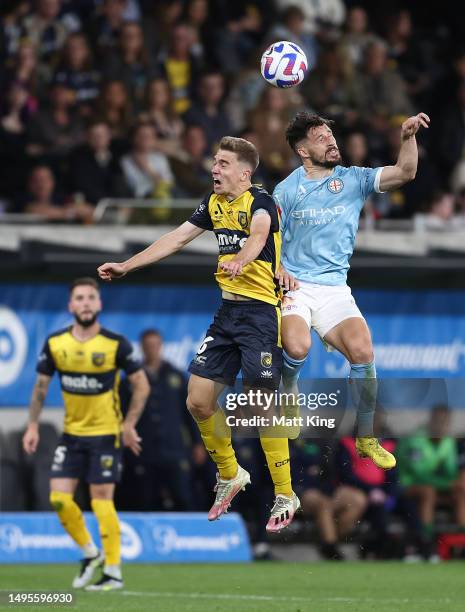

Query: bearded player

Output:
[274, 111, 430, 467]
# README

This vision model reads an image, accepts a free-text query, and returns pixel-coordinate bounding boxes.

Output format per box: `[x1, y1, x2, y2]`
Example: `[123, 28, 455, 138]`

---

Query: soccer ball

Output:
[260, 41, 308, 88]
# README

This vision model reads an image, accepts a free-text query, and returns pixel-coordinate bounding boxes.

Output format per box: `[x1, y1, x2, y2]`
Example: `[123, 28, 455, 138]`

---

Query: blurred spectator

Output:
[157, 22, 203, 115]
[183, 71, 233, 154]
[433, 80, 465, 184]
[224, 50, 266, 131]
[1, 39, 44, 104]
[26, 83, 84, 161]
[349, 40, 414, 134]
[170, 124, 212, 197]
[275, 0, 346, 37]
[343, 130, 377, 222]
[0, 1, 31, 62]
[414, 191, 455, 231]
[121, 121, 173, 199]
[140, 77, 183, 157]
[397, 405, 460, 560]
[182, 0, 210, 61]
[52, 32, 100, 114]
[22, 0, 70, 64]
[249, 87, 296, 181]
[211, 0, 274, 74]
[85, 0, 128, 61]
[339, 6, 375, 68]
[453, 439, 465, 533]
[68, 120, 128, 205]
[118, 329, 205, 511]
[267, 5, 318, 71]
[292, 439, 366, 560]
[101, 20, 155, 112]
[337, 436, 400, 559]
[94, 79, 133, 143]
[15, 164, 93, 221]
[302, 43, 353, 122]
[384, 9, 435, 108]
[143, 0, 183, 52]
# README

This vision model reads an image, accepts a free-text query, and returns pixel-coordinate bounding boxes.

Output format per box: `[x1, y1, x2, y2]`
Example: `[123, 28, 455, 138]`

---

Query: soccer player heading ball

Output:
[98, 136, 300, 533]
[274, 111, 430, 467]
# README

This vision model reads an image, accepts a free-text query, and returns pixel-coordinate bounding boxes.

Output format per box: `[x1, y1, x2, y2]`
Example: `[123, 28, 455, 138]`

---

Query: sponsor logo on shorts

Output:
[260, 370, 273, 378]
[92, 352, 105, 366]
[261, 352, 273, 367]
[100, 455, 114, 477]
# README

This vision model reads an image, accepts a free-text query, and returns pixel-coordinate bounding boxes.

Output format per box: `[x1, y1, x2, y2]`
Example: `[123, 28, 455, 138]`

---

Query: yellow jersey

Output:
[189, 186, 282, 305]
[36, 327, 141, 436]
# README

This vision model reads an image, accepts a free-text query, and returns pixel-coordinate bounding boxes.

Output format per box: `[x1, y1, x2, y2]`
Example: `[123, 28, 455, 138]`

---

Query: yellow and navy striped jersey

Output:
[36, 327, 141, 436]
[189, 186, 282, 305]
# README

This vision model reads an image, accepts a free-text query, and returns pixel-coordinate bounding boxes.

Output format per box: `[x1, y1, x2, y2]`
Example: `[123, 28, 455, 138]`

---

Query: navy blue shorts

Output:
[50, 433, 123, 484]
[188, 299, 282, 389]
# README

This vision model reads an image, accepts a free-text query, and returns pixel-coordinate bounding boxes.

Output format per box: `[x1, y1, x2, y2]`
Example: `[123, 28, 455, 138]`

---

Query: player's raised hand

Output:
[97, 262, 126, 281]
[22, 424, 39, 455]
[122, 423, 142, 456]
[220, 259, 243, 279]
[275, 265, 300, 292]
[401, 112, 430, 140]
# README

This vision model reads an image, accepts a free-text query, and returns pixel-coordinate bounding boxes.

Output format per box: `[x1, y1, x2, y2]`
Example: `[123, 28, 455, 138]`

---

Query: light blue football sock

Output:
[350, 361, 377, 437]
[282, 350, 307, 389]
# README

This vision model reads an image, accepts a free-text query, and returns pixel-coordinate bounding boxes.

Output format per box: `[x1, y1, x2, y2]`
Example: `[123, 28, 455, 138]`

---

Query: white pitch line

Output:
[120, 591, 453, 605]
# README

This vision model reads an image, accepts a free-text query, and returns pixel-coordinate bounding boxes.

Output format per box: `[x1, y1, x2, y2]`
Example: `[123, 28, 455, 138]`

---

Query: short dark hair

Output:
[70, 277, 99, 294]
[286, 112, 334, 153]
[218, 136, 259, 172]
[140, 329, 162, 342]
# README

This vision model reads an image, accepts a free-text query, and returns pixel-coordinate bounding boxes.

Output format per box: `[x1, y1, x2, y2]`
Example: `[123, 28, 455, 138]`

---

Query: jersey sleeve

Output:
[188, 193, 213, 230]
[355, 166, 384, 201]
[116, 336, 142, 375]
[251, 192, 279, 232]
[272, 182, 288, 232]
[36, 338, 56, 376]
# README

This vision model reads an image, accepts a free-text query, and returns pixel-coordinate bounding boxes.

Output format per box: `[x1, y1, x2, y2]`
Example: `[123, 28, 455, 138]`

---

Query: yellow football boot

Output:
[355, 437, 396, 470]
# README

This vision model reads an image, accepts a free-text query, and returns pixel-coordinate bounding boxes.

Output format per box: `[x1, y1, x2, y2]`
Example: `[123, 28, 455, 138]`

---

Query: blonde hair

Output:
[219, 136, 259, 172]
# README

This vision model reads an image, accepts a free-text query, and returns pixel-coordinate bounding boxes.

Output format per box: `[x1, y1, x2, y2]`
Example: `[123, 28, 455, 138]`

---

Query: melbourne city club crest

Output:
[327, 178, 344, 193]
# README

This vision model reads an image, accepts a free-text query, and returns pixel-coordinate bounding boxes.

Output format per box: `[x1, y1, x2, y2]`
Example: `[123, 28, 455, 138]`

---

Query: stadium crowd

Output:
[1, 0, 465, 224]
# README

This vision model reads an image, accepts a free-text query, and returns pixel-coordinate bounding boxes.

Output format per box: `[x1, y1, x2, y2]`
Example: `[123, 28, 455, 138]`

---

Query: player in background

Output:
[274, 111, 430, 467]
[22, 278, 149, 591]
[98, 136, 300, 532]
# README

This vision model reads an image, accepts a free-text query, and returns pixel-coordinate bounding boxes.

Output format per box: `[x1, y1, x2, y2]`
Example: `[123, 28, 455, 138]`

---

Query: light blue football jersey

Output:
[273, 165, 383, 285]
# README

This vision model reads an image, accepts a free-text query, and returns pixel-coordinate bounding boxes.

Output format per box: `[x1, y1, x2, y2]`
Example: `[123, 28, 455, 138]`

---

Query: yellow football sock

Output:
[259, 436, 293, 497]
[195, 409, 238, 480]
[91, 499, 120, 565]
[49, 491, 93, 548]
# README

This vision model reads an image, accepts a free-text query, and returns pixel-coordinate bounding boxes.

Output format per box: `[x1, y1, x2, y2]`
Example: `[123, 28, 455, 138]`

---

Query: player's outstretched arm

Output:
[379, 112, 430, 192]
[98, 221, 205, 281]
[220, 213, 271, 279]
[22, 374, 52, 454]
[122, 369, 150, 456]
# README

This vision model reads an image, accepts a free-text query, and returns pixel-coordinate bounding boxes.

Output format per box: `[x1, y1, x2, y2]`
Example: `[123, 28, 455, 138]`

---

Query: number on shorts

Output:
[53, 445, 67, 465]
[197, 336, 214, 354]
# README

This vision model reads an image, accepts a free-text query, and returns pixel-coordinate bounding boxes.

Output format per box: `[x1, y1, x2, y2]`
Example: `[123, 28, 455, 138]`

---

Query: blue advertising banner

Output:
[0, 512, 251, 563]
[2, 284, 465, 406]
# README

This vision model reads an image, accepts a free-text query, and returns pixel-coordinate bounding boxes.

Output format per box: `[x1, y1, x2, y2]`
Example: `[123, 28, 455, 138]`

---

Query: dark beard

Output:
[310, 151, 342, 169]
[74, 313, 98, 328]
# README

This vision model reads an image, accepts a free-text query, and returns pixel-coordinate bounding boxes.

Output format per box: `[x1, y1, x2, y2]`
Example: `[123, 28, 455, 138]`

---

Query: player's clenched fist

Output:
[97, 262, 126, 281]
[401, 112, 430, 140]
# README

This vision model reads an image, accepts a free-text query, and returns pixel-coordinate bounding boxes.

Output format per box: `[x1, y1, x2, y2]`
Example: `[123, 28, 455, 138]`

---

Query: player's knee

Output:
[186, 394, 213, 420]
[348, 344, 374, 365]
[50, 490, 71, 512]
[283, 337, 311, 361]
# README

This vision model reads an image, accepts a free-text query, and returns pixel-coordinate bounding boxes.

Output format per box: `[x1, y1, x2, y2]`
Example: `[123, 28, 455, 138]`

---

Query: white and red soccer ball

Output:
[260, 41, 308, 88]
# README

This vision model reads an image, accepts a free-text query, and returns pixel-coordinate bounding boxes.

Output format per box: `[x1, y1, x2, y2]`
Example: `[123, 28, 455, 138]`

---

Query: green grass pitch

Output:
[1, 562, 464, 612]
